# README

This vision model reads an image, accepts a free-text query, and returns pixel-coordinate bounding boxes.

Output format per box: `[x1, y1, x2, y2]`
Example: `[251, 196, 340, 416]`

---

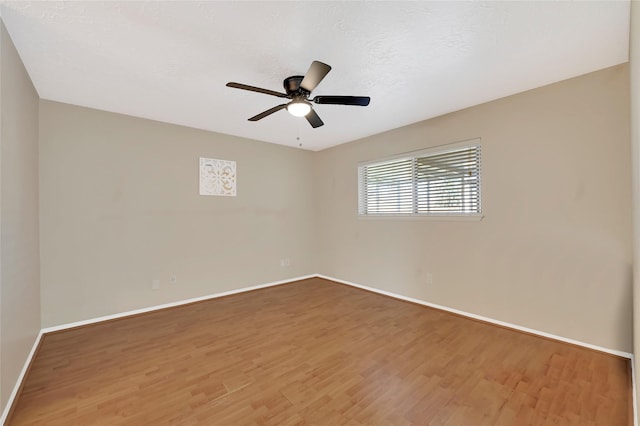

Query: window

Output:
[358, 140, 482, 217]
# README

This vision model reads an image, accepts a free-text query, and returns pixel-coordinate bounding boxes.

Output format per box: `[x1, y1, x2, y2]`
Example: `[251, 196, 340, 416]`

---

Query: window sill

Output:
[357, 213, 484, 222]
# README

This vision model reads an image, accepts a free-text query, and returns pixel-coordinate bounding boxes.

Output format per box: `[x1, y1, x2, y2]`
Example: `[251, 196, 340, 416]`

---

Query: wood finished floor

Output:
[8, 278, 631, 425]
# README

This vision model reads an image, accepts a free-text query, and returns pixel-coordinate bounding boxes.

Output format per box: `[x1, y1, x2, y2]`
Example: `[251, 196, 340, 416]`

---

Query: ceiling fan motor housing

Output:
[283, 76, 309, 97]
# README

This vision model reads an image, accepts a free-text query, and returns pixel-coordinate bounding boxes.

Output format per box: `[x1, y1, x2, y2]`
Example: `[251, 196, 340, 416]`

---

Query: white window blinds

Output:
[358, 142, 481, 216]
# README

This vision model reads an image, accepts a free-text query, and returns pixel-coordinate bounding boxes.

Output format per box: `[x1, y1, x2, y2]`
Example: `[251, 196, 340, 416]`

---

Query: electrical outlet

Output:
[152, 279, 160, 290]
[170, 275, 177, 285]
[426, 273, 433, 286]
[280, 258, 291, 267]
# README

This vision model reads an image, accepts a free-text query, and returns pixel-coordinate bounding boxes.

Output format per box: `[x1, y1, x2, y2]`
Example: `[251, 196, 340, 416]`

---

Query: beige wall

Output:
[314, 64, 632, 353]
[39, 101, 316, 327]
[0, 21, 41, 410]
[630, 0, 640, 414]
[37, 63, 633, 353]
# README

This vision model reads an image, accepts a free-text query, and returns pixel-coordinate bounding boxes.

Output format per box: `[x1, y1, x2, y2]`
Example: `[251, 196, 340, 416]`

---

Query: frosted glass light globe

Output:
[287, 101, 311, 117]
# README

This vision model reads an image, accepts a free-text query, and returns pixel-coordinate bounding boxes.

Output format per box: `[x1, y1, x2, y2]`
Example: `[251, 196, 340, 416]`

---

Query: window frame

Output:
[357, 139, 483, 221]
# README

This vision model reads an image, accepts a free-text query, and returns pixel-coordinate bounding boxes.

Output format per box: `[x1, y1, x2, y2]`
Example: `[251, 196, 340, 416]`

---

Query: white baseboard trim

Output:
[632, 355, 638, 426]
[3, 274, 636, 425]
[316, 274, 634, 360]
[1, 330, 43, 425]
[42, 275, 316, 334]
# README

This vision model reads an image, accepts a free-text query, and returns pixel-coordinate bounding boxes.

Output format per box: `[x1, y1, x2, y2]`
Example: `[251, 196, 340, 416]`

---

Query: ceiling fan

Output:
[226, 61, 370, 128]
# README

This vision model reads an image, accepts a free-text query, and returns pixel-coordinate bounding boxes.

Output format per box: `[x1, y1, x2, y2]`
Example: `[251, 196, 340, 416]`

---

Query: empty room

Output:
[1, 1, 639, 425]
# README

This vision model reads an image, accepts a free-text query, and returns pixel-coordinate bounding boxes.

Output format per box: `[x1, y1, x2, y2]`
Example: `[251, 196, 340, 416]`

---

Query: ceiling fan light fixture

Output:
[227, 60, 370, 128]
[287, 100, 311, 117]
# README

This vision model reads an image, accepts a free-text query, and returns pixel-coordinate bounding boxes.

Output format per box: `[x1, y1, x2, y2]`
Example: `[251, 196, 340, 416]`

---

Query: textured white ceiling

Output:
[0, 1, 630, 151]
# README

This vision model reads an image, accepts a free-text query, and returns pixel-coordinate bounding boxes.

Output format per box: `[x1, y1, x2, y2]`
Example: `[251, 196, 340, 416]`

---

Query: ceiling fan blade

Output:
[248, 104, 288, 121]
[300, 61, 332, 92]
[226, 82, 288, 98]
[305, 108, 324, 128]
[313, 96, 370, 106]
